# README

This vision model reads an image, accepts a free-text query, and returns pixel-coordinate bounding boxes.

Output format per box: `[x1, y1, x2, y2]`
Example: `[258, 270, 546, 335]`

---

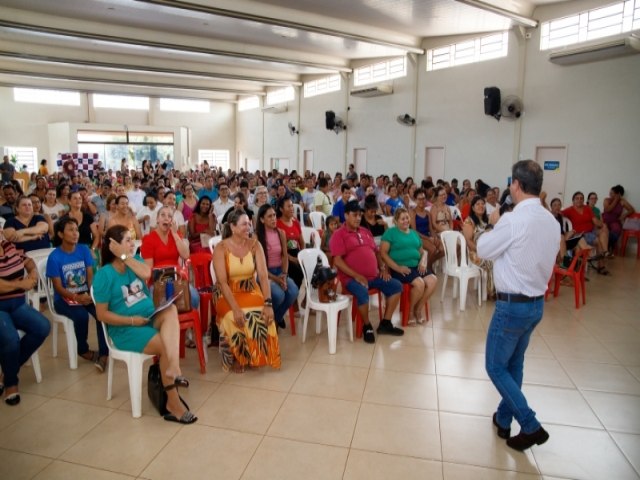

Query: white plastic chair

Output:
[309, 211, 326, 230]
[0, 330, 43, 384]
[439, 231, 482, 311]
[382, 215, 394, 228]
[297, 249, 352, 354]
[90, 288, 154, 418]
[301, 226, 321, 248]
[26, 248, 55, 310]
[293, 203, 304, 225]
[449, 205, 462, 222]
[208, 235, 223, 253]
[37, 259, 79, 369]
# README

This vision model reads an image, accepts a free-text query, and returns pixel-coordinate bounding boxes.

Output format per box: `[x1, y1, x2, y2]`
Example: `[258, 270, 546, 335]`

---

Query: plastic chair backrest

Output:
[209, 259, 217, 285]
[562, 216, 573, 233]
[301, 226, 321, 248]
[36, 258, 57, 313]
[0, 216, 4, 229]
[565, 248, 591, 275]
[208, 235, 222, 253]
[298, 248, 330, 293]
[441, 230, 470, 270]
[382, 216, 394, 228]
[189, 251, 213, 289]
[309, 212, 326, 230]
[293, 203, 304, 225]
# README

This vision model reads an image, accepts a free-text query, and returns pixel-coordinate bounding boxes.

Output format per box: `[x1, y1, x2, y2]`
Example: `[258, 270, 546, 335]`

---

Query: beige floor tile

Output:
[610, 432, 640, 476]
[537, 317, 593, 337]
[19, 358, 96, 397]
[582, 322, 640, 344]
[582, 391, 640, 434]
[241, 436, 348, 480]
[522, 357, 574, 388]
[0, 448, 51, 480]
[278, 334, 318, 362]
[179, 349, 232, 383]
[267, 394, 359, 447]
[524, 336, 555, 359]
[439, 412, 538, 474]
[372, 343, 436, 375]
[629, 366, 640, 383]
[0, 392, 49, 431]
[363, 369, 438, 411]
[434, 349, 488, 380]
[0, 398, 112, 458]
[376, 324, 435, 348]
[437, 376, 501, 417]
[352, 403, 441, 460]
[196, 384, 286, 434]
[532, 424, 639, 480]
[433, 328, 487, 353]
[443, 462, 543, 479]
[223, 359, 305, 392]
[56, 368, 129, 409]
[60, 410, 181, 476]
[344, 449, 443, 480]
[33, 461, 135, 480]
[142, 425, 261, 480]
[543, 335, 618, 363]
[308, 338, 374, 368]
[522, 385, 603, 429]
[431, 312, 486, 331]
[291, 362, 368, 401]
[560, 360, 640, 394]
[604, 341, 640, 366]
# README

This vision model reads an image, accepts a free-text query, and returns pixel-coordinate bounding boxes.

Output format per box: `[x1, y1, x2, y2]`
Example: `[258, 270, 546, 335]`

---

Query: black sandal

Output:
[595, 266, 611, 276]
[162, 385, 196, 424]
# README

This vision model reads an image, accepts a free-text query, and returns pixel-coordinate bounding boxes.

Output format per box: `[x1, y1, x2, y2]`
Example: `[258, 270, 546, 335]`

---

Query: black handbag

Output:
[147, 362, 169, 416]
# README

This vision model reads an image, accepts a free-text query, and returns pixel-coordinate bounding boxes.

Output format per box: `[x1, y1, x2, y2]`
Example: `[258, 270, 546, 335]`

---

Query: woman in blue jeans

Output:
[0, 230, 50, 406]
[47, 216, 108, 371]
[255, 204, 299, 329]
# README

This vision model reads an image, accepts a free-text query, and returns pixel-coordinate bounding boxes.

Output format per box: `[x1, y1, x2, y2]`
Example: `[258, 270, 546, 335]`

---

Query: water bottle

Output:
[165, 278, 174, 300]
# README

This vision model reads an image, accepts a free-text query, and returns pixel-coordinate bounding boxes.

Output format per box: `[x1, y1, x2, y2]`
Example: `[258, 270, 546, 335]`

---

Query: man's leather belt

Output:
[496, 292, 544, 303]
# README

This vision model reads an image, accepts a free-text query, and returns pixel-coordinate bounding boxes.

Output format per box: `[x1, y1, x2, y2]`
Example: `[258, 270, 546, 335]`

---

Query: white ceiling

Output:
[0, 0, 561, 102]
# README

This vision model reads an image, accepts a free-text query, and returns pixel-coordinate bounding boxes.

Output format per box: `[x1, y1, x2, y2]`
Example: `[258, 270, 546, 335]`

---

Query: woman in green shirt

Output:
[380, 208, 437, 324]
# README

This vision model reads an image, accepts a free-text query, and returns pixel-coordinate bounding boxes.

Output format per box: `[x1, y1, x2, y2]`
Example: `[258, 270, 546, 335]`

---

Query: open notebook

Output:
[149, 290, 183, 321]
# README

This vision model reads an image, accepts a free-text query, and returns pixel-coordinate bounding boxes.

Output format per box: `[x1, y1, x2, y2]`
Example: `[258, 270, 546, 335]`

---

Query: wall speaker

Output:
[484, 87, 501, 117]
[325, 111, 336, 130]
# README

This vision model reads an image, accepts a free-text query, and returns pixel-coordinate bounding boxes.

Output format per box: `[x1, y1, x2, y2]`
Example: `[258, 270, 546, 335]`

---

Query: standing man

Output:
[330, 200, 403, 344]
[477, 160, 559, 451]
[0, 155, 15, 183]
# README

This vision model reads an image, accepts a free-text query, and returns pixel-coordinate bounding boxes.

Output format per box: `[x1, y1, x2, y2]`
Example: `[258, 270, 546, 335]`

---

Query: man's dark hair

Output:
[512, 160, 543, 196]
[318, 177, 328, 189]
[340, 182, 351, 193]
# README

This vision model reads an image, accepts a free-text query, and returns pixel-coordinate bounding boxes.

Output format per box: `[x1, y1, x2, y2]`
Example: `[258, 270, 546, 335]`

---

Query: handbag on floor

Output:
[147, 362, 169, 416]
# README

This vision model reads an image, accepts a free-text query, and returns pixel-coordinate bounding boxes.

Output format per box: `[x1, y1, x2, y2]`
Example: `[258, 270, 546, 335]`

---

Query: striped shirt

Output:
[0, 240, 26, 299]
[477, 197, 560, 297]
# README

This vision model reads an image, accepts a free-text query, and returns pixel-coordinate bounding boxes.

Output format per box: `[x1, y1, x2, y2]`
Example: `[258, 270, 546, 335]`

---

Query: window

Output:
[238, 96, 260, 111]
[159, 98, 210, 113]
[303, 75, 341, 98]
[541, 0, 640, 50]
[93, 94, 149, 110]
[14, 88, 80, 106]
[4, 146, 38, 173]
[427, 32, 509, 71]
[266, 86, 295, 106]
[199, 149, 230, 170]
[353, 57, 407, 87]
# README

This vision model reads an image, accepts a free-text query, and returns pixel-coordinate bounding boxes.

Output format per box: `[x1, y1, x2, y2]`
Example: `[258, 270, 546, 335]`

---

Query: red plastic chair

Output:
[187, 252, 215, 338]
[400, 283, 430, 326]
[549, 248, 591, 309]
[340, 282, 383, 338]
[620, 213, 640, 259]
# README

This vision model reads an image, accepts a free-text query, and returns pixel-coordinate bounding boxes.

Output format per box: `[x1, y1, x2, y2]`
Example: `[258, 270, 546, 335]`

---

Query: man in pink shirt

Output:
[330, 200, 403, 344]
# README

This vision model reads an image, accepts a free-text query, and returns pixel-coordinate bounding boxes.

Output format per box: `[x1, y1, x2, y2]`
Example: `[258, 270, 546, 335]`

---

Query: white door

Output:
[271, 158, 289, 173]
[424, 147, 445, 181]
[354, 148, 367, 175]
[535, 146, 568, 202]
[303, 150, 314, 174]
[247, 158, 260, 173]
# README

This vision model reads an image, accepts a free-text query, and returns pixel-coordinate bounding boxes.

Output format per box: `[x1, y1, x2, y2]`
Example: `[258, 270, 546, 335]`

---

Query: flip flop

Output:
[163, 410, 197, 424]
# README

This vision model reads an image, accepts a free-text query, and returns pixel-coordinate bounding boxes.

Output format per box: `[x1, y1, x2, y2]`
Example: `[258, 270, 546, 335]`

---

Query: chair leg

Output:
[107, 357, 115, 401]
[327, 312, 338, 355]
[440, 274, 448, 302]
[191, 314, 207, 374]
[126, 357, 144, 418]
[52, 322, 59, 357]
[573, 274, 580, 309]
[459, 278, 468, 311]
[65, 321, 78, 370]
[288, 307, 296, 336]
[31, 352, 42, 383]
[345, 302, 354, 342]
[301, 307, 310, 343]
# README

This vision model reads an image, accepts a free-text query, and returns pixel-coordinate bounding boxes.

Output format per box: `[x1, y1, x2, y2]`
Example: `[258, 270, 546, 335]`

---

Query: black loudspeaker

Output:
[325, 111, 336, 130]
[484, 87, 501, 117]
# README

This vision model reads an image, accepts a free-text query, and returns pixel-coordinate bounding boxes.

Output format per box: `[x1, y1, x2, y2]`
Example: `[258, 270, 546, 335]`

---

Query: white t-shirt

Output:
[127, 188, 146, 213]
[137, 205, 159, 235]
[42, 202, 66, 222]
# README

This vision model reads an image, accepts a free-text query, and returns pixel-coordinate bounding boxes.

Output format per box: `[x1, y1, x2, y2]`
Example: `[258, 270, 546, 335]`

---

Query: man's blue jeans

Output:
[485, 298, 544, 434]
[268, 267, 299, 324]
[0, 296, 51, 388]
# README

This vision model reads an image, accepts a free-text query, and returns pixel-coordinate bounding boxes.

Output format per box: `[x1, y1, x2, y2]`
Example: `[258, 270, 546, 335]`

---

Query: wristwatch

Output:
[120, 253, 129, 261]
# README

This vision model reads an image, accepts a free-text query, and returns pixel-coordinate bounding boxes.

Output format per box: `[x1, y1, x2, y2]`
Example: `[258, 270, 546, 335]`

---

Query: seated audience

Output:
[430, 186, 453, 237]
[188, 195, 216, 253]
[276, 197, 305, 289]
[3, 196, 50, 252]
[462, 196, 496, 298]
[409, 188, 444, 271]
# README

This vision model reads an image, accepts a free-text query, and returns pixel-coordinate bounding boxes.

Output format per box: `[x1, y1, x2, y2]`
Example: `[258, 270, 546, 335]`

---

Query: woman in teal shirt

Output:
[93, 225, 196, 424]
[380, 208, 437, 324]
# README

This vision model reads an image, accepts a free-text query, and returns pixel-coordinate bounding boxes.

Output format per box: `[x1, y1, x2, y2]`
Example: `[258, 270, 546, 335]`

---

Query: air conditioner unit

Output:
[262, 104, 288, 114]
[549, 34, 640, 65]
[350, 84, 393, 97]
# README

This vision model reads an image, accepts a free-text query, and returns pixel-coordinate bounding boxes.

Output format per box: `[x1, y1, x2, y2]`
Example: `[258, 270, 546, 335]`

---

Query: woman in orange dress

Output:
[212, 209, 280, 373]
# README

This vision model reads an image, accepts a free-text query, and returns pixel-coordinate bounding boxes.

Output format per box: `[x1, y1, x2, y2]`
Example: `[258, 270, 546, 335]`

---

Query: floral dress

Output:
[214, 241, 281, 372]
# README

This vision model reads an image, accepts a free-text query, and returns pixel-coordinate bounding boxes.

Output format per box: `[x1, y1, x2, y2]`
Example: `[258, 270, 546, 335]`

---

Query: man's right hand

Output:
[354, 274, 368, 287]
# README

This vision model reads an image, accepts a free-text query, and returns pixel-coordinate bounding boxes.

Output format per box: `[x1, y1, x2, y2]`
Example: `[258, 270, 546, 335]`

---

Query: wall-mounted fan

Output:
[396, 114, 416, 126]
[500, 95, 524, 120]
[288, 122, 298, 135]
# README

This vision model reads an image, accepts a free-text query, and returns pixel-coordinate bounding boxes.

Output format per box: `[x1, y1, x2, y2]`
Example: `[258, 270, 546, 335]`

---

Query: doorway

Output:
[353, 148, 367, 175]
[424, 147, 445, 181]
[535, 146, 568, 202]
[303, 150, 314, 175]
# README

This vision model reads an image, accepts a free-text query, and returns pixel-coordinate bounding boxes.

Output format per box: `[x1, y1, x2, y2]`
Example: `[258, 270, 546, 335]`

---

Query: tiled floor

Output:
[1, 255, 639, 479]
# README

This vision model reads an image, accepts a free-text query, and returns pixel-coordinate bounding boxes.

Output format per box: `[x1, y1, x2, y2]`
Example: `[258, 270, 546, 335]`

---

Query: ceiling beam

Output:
[455, 0, 538, 28]
[134, 0, 425, 55]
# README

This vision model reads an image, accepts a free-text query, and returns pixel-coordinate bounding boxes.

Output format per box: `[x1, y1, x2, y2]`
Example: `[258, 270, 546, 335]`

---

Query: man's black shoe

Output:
[362, 324, 376, 344]
[492, 413, 510, 439]
[507, 427, 549, 451]
[376, 320, 404, 336]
